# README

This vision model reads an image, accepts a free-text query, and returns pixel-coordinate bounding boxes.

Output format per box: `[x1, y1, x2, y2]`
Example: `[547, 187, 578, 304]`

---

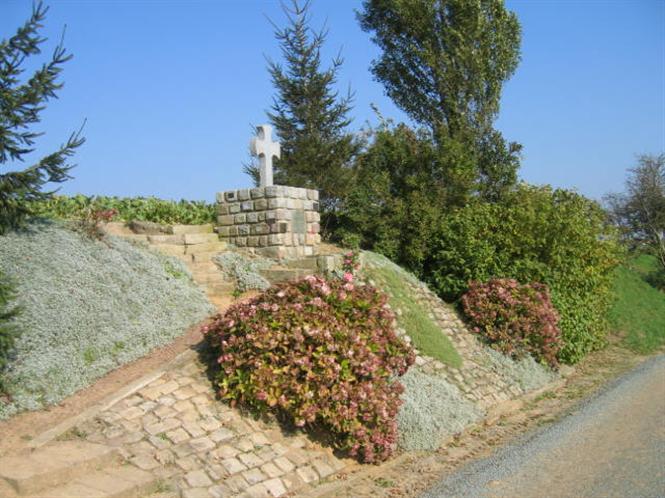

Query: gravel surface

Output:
[421, 354, 665, 498]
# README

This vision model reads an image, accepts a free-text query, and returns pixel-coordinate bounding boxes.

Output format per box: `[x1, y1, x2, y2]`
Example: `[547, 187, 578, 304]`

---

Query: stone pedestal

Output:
[215, 185, 321, 259]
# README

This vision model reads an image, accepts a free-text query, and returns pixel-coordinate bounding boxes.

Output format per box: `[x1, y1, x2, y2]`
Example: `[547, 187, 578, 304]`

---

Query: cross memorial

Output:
[250, 124, 281, 188]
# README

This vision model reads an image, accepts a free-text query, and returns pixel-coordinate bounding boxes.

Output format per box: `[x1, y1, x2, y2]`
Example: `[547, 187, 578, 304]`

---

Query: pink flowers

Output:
[203, 272, 415, 463]
[462, 278, 561, 368]
[343, 272, 354, 283]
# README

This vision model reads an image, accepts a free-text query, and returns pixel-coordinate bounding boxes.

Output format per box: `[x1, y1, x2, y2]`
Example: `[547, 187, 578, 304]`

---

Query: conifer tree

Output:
[0, 2, 84, 234]
[257, 0, 359, 220]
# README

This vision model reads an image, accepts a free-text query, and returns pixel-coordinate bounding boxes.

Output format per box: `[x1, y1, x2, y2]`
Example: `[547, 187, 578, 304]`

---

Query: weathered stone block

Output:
[238, 225, 250, 236]
[247, 212, 259, 223]
[234, 214, 246, 223]
[268, 198, 286, 209]
[229, 203, 241, 214]
[268, 234, 284, 245]
[225, 191, 237, 202]
[218, 205, 229, 215]
[306, 211, 320, 222]
[237, 188, 250, 201]
[254, 198, 268, 211]
[250, 188, 265, 199]
[241, 201, 254, 211]
[247, 236, 260, 247]
[265, 185, 285, 198]
[252, 223, 270, 235]
[306, 189, 319, 201]
[218, 215, 234, 226]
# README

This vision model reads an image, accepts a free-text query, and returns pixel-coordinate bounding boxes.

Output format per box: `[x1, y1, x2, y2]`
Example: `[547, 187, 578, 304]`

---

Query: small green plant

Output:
[0, 270, 20, 392]
[204, 275, 415, 463]
[163, 260, 187, 280]
[83, 347, 98, 366]
[461, 279, 561, 368]
[375, 477, 395, 488]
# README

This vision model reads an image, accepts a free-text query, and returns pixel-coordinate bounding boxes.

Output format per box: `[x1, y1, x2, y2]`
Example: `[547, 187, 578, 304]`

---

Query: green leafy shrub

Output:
[0, 270, 21, 392]
[204, 275, 415, 463]
[30, 194, 215, 225]
[425, 185, 620, 363]
[461, 279, 561, 368]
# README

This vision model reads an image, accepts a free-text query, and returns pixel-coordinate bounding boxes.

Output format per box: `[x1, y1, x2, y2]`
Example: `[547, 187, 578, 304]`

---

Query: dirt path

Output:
[0, 320, 209, 457]
[423, 354, 665, 498]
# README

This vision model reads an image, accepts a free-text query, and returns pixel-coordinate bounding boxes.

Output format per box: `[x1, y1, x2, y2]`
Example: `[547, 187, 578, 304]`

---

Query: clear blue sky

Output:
[2, 0, 664, 202]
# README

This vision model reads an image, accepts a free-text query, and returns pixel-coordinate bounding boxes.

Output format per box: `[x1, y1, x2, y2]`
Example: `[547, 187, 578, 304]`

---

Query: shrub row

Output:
[204, 274, 415, 463]
[425, 185, 620, 363]
[29, 194, 215, 225]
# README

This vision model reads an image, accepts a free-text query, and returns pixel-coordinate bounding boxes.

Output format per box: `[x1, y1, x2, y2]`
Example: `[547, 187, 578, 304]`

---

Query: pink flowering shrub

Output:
[461, 279, 562, 368]
[203, 274, 415, 463]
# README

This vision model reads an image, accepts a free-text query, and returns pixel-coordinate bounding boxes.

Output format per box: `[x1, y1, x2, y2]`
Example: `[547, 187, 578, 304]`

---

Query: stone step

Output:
[203, 282, 235, 295]
[119, 234, 149, 243]
[191, 271, 227, 284]
[185, 242, 228, 255]
[147, 234, 185, 245]
[150, 244, 186, 258]
[169, 224, 213, 235]
[26, 465, 159, 498]
[284, 256, 319, 271]
[260, 267, 313, 284]
[188, 260, 219, 271]
[189, 251, 225, 263]
[183, 233, 219, 245]
[0, 441, 120, 496]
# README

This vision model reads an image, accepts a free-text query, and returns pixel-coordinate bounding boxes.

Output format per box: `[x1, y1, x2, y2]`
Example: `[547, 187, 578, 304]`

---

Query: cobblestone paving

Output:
[77, 360, 352, 498]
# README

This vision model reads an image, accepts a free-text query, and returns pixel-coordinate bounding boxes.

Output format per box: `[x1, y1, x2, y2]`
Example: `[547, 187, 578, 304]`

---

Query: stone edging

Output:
[28, 349, 198, 449]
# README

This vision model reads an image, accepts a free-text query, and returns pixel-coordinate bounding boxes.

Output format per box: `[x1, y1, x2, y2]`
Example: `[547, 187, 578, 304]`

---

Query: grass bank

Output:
[608, 254, 665, 354]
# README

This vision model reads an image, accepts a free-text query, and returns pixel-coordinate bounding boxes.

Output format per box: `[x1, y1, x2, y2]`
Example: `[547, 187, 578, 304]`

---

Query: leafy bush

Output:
[204, 275, 415, 463]
[29, 194, 215, 225]
[426, 185, 620, 363]
[0, 221, 214, 418]
[0, 270, 21, 392]
[461, 279, 561, 368]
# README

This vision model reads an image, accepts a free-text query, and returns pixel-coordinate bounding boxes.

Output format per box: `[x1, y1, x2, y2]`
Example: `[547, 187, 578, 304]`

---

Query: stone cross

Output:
[250, 124, 281, 188]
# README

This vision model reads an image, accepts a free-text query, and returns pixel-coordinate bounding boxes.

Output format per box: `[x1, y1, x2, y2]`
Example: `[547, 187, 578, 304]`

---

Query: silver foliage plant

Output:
[213, 251, 272, 292]
[397, 368, 482, 451]
[0, 221, 214, 418]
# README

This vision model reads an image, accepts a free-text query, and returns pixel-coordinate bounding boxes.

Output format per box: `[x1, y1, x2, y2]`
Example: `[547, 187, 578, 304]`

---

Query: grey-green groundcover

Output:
[0, 221, 214, 419]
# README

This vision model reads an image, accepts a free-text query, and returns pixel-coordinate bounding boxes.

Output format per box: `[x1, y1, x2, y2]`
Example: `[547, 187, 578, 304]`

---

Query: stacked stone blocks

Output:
[215, 186, 321, 259]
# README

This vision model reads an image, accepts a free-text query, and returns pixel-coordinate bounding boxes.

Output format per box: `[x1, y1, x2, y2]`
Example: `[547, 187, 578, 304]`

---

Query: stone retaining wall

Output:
[215, 186, 321, 260]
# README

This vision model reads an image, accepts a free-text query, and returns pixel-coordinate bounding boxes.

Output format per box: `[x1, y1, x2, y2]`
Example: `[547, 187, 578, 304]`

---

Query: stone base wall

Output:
[215, 186, 321, 260]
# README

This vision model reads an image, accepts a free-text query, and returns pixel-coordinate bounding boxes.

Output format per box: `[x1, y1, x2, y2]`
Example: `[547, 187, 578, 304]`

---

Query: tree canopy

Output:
[259, 0, 360, 220]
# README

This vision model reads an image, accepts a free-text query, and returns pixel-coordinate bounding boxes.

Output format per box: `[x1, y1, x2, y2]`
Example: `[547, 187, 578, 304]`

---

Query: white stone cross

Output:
[250, 124, 281, 188]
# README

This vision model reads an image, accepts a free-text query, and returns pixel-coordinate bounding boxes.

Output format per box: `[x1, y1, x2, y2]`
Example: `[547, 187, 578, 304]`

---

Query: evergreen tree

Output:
[257, 0, 360, 221]
[0, 270, 20, 392]
[0, 1, 84, 234]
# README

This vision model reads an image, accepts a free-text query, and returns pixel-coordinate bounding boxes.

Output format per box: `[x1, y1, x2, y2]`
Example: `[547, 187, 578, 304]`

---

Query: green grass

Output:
[608, 254, 665, 354]
[362, 253, 462, 368]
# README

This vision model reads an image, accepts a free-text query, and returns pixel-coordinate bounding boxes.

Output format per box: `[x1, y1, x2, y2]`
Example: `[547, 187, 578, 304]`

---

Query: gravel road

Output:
[421, 354, 665, 498]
